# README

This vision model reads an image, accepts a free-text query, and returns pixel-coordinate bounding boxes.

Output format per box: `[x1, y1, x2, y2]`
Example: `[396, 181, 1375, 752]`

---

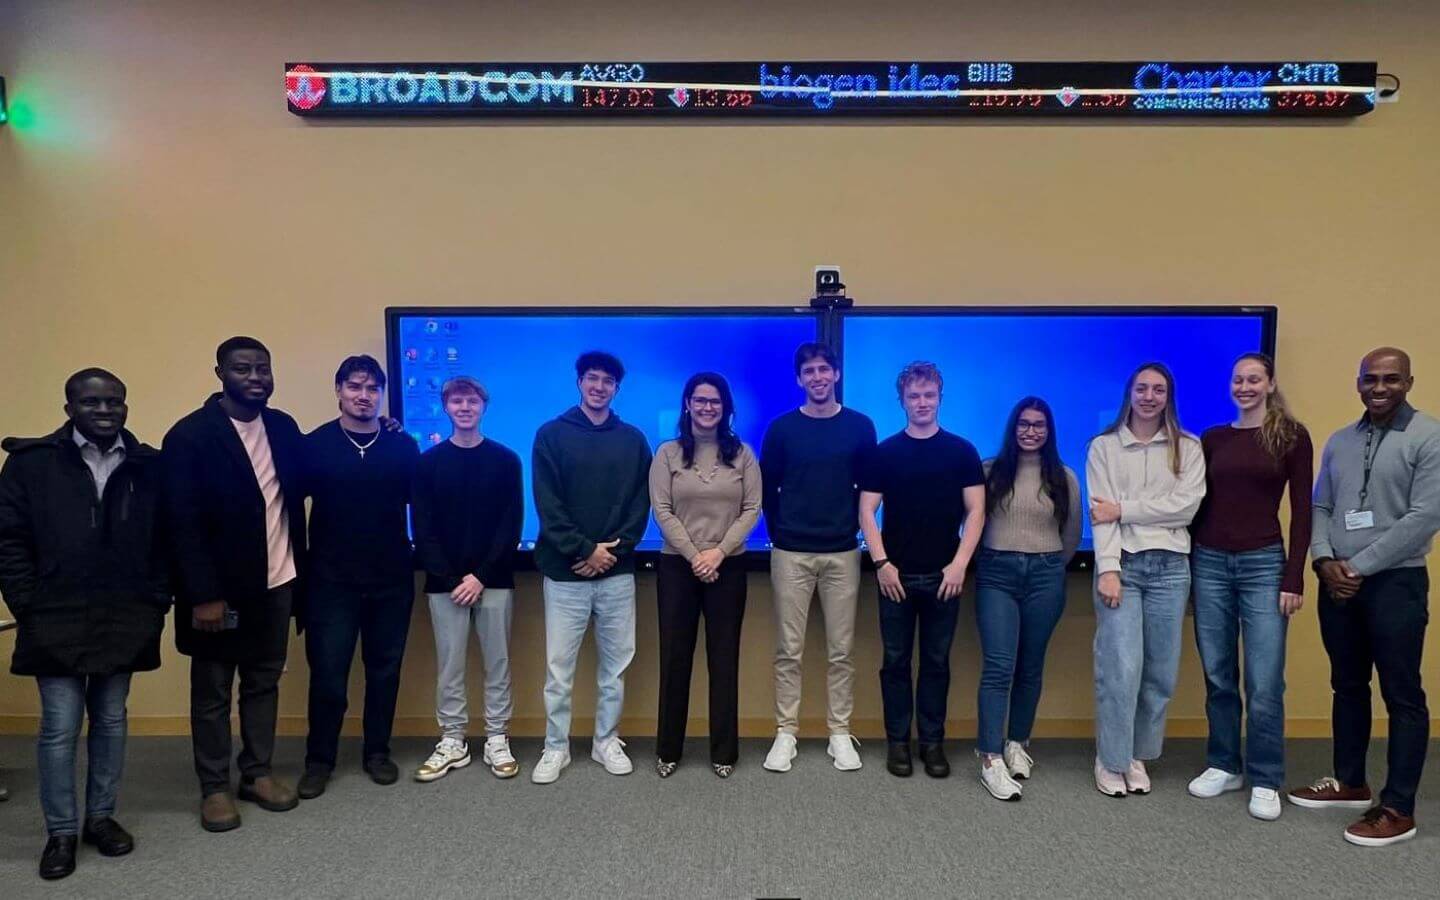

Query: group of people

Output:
[0, 335, 1435, 881]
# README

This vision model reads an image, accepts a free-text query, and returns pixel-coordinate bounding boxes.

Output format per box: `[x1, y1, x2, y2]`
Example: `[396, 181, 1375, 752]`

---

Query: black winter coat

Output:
[0, 424, 170, 676]
[162, 395, 307, 662]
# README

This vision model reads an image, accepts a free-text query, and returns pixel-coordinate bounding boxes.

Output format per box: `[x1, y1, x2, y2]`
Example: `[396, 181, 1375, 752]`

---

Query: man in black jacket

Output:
[0, 369, 169, 880]
[163, 337, 307, 832]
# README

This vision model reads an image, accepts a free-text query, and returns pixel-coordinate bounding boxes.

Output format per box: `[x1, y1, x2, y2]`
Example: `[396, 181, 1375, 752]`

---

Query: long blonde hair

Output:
[1102, 361, 1188, 476]
[1236, 352, 1302, 462]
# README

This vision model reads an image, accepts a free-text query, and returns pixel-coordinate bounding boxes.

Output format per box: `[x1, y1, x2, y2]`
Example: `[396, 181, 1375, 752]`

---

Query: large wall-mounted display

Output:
[289, 61, 1376, 119]
[388, 305, 1275, 559]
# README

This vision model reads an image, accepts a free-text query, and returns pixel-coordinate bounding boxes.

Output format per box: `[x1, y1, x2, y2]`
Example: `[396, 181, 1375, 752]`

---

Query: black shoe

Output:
[40, 835, 77, 880]
[298, 767, 331, 800]
[364, 756, 399, 785]
[919, 742, 950, 778]
[82, 817, 135, 857]
[886, 741, 914, 777]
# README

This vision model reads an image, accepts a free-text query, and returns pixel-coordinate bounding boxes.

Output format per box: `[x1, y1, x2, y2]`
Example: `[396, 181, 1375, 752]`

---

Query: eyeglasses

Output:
[1016, 421, 1048, 433]
[689, 397, 724, 409]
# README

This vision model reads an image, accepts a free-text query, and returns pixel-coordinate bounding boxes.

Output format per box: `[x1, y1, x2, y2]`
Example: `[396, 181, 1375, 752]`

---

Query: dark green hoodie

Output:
[532, 406, 652, 581]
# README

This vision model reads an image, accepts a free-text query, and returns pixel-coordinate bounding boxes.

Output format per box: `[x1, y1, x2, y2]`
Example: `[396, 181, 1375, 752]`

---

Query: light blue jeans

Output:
[543, 574, 637, 751]
[37, 674, 132, 836]
[1093, 550, 1190, 774]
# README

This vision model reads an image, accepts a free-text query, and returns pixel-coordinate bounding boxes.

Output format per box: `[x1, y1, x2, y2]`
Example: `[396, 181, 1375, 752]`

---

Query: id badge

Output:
[1344, 509, 1375, 531]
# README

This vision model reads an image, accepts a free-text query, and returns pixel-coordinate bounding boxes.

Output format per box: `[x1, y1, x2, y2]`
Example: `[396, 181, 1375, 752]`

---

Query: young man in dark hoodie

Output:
[0, 369, 169, 880]
[530, 351, 652, 784]
[163, 337, 307, 832]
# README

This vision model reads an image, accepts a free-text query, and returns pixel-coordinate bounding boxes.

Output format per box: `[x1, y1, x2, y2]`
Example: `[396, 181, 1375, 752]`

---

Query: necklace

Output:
[344, 429, 381, 459]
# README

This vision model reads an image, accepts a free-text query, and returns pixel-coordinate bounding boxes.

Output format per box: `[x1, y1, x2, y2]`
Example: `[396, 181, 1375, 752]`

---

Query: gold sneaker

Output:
[415, 737, 471, 782]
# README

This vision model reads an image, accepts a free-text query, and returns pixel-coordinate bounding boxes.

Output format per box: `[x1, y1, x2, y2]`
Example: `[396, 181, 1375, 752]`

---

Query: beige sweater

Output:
[982, 455, 1082, 561]
[649, 436, 762, 560]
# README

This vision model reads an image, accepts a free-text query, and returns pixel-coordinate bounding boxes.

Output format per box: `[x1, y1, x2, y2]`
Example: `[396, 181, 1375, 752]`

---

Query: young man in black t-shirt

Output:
[299, 356, 420, 798]
[759, 343, 877, 773]
[859, 361, 986, 779]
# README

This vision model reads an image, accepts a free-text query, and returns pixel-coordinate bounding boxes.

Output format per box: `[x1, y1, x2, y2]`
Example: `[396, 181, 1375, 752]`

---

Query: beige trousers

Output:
[769, 548, 860, 735]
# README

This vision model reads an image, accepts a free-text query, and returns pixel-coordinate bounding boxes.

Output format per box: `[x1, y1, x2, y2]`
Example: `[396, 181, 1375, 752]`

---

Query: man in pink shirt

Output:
[162, 337, 309, 832]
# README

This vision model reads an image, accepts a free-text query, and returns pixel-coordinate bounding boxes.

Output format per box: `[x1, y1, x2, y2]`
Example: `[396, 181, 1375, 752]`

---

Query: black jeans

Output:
[877, 572, 961, 744]
[655, 553, 746, 765]
[304, 578, 415, 771]
[1318, 566, 1429, 816]
[190, 585, 293, 796]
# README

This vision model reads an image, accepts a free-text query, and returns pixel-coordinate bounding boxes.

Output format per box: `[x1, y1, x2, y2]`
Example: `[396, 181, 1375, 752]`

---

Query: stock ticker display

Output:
[287, 61, 1377, 119]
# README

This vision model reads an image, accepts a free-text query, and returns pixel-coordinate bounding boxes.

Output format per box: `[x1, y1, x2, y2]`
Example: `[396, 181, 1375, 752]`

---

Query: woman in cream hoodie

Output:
[1086, 362, 1206, 797]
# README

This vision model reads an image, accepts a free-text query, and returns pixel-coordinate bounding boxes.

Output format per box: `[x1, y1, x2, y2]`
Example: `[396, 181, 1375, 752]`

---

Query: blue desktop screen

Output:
[391, 311, 820, 550]
[839, 312, 1270, 551]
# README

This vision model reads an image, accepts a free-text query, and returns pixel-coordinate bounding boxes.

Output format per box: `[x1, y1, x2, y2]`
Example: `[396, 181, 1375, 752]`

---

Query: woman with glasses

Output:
[1187, 353, 1312, 821]
[649, 372, 761, 778]
[973, 398, 1081, 800]
[1087, 362, 1206, 797]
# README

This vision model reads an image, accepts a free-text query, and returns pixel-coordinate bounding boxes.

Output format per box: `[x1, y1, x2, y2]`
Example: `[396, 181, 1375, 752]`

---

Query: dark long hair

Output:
[677, 372, 741, 467]
[987, 396, 1070, 528]
[1102, 361, 1188, 476]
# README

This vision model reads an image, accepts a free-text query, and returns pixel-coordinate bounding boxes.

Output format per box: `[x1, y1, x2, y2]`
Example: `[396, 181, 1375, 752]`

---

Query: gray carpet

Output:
[0, 736, 1435, 898]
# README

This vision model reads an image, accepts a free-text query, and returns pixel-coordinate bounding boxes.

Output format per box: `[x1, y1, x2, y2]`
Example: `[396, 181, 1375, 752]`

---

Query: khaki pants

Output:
[770, 548, 860, 735]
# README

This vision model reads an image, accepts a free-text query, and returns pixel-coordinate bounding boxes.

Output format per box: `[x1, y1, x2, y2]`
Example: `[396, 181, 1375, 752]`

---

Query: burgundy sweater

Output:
[1191, 423, 1314, 594]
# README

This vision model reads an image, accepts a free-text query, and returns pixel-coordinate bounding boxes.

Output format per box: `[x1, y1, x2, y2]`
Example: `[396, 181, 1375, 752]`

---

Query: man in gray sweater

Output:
[1288, 347, 1440, 847]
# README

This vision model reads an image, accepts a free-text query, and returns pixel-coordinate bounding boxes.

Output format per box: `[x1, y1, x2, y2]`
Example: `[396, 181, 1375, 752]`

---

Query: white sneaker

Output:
[414, 737, 471, 782]
[763, 731, 798, 773]
[981, 756, 1023, 801]
[530, 748, 571, 784]
[1003, 741, 1034, 779]
[827, 734, 863, 771]
[1095, 758, 1127, 797]
[1188, 767, 1245, 799]
[1124, 759, 1151, 795]
[1249, 787, 1282, 821]
[483, 734, 519, 779]
[591, 737, 633, 775]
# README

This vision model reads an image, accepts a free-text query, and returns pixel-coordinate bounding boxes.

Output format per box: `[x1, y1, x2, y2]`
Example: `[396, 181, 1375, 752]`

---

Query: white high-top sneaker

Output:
[591, 737, 634, 775]
[530, 748, 571, 785]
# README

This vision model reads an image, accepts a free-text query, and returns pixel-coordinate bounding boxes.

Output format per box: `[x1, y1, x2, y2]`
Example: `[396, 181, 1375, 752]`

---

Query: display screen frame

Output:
[387, 303, 1277, 573]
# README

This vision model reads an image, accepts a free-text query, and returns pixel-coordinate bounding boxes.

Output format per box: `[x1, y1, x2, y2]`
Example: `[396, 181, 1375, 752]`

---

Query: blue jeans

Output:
[1191, 543, 1287, 789]
[36, 674, 132, 836]
[974, 549, 1067, 755]
[542, 574, 637, 751]
[877, 573, 961, 744]
[1093, 550, 1190, 773]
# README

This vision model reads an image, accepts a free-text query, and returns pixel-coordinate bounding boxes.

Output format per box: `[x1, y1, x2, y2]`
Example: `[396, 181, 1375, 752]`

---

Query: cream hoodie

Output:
[1086, 424, 1207, 574]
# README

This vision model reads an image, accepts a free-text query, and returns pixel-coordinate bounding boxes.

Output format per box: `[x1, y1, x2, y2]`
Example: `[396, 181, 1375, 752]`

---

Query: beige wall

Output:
[2, 0, 1437, 740]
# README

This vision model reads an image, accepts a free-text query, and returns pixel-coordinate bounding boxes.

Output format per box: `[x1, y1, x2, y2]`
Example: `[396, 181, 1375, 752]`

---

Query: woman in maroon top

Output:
[1187, 352, 1313, 822]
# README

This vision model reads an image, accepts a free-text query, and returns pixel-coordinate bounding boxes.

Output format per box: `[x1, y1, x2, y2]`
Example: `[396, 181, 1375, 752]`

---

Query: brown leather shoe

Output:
[1287, 776, 1373, 809]
[1344, 806, 1417, 847]
[200, 792, 241, 833]
[237, 775, 299, 812]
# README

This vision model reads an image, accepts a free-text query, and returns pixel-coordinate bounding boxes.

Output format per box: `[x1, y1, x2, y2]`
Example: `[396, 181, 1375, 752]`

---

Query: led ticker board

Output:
[286, 61, 1377, 119]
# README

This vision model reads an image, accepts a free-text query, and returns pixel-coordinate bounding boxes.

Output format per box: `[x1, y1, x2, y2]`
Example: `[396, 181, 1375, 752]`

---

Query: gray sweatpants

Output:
[428, 590, 514, 739]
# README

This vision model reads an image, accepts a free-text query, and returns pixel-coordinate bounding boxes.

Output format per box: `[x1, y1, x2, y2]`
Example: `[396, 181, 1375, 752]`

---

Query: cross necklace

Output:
[344, 429, 381, 459]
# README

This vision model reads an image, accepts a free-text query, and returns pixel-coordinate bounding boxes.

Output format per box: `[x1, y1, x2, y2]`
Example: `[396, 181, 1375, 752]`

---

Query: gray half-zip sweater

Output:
[1086, 425, 1207, 575]
[1311, 402, 1440, 576]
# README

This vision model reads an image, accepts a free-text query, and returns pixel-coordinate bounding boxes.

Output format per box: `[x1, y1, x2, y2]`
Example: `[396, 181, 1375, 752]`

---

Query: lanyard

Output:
[1359, 424, 1389, 508]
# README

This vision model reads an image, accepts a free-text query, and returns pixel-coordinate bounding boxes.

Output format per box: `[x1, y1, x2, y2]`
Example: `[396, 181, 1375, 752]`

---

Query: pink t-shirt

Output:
[231, 416, 297, 589]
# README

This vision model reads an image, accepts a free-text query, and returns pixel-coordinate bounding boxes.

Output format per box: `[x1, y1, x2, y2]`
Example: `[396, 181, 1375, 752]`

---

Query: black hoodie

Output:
[532, 406, 652, 581]
[0, 424, 169, 676]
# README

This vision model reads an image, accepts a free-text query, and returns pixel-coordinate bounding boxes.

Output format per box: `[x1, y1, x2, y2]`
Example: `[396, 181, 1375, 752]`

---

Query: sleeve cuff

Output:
[1096, 557, 1121, 574]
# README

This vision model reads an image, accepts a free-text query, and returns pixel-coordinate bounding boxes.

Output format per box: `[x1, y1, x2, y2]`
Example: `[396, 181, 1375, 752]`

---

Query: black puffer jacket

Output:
[0, 424, 169, 676]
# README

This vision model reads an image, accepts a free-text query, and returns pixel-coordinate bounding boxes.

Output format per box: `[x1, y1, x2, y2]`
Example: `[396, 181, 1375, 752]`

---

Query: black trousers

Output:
[190, 585, 293, 796]
[656, 553, 747, 765]
[304, 578, 414, 770]
[1318, 566, 1430, 816]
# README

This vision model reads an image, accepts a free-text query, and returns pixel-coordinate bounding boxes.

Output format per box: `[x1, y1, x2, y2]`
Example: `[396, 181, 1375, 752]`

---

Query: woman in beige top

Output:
[649, 372, 761, 779]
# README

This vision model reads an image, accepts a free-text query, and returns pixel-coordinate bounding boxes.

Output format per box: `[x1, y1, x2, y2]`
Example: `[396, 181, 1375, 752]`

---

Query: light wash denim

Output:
[1093, 549, 1190, 773]
[542, 574, 637, 751]
[429, 589, 515, 739]
[1191, 543, 1288, 788]
[37, 673, 132, 836]
[974, 549, 1067, 755]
